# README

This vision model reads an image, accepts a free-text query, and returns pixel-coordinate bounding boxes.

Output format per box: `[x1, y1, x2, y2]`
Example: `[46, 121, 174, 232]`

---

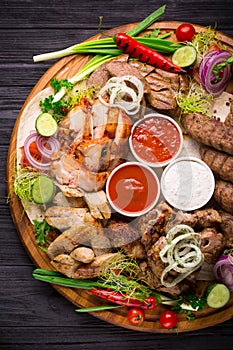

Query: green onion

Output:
[36, 6, 169, 103]
[75, 305, 122, 312]
[127, 5, 166, 37]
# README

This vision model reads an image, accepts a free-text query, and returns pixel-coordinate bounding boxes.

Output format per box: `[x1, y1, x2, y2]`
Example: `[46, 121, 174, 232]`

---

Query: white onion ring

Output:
[98, 75, 144, 115]
[159, 224, 204, 288]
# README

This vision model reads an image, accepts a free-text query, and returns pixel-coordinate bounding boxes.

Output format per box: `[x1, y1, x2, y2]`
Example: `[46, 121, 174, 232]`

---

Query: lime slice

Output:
[172, 45, 197, 67]
[35, 113, 58, 137]
[31, 175, 55, 204]
[206, 283, 230, 309]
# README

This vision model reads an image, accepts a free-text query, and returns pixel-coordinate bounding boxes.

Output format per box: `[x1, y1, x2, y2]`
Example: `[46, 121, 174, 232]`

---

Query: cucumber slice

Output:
[206, 283, 230, 309]
[172, 45, 197, 67]
[35, 113, 58, 137]
[31, 175, 55, 204]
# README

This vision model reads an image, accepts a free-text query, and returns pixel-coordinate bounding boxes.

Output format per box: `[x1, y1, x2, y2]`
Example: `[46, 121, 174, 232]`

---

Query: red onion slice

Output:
[213, 255, 233, 291]
[23, 132, 51, 170]
[198, 50, 232, 96]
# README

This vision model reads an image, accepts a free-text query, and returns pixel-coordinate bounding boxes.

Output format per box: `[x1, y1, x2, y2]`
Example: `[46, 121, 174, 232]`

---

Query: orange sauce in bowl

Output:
[106, 162, 159, 216]
[130, 115, 182, 166]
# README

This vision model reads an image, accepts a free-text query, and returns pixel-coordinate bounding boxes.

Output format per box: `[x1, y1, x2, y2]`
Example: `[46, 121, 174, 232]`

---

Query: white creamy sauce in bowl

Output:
[161, 157, 215, 211]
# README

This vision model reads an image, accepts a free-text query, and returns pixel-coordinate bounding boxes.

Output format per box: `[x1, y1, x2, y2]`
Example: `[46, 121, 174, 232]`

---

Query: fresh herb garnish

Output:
[144, 28, 161, 38]
[176, 81, 214, 116]
[33, 219, 52, 247]
[13, 167, 39, 203]
[172, 293, 207, 321]
[39, 95, 69, 123]
[212, 55, 233, 82]
[192, 26, 219, 59]
[51, 78, 74, 94]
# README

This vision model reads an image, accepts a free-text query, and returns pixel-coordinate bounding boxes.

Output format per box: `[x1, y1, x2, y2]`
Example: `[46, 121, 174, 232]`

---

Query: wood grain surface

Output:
[1, 1, 233, 349]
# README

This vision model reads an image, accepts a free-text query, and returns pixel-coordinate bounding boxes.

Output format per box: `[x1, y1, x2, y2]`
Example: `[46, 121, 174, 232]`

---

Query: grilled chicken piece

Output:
[200, 228, 225, 264]
[47, 223, 110, 260]
[56, 185, 84, 198]
[182, 113, 233, 155]
[51, 254, 81, 278]
[200, 145, 233, 183]
[219, 211, 233, 248]
[84, 191, 111, 220]
[72, 253, 120, 279]
[214, 180, 233, 214]
[70, 136, 112, 172]
[70, 247, 95, 263]
[45, 206, 89, 231]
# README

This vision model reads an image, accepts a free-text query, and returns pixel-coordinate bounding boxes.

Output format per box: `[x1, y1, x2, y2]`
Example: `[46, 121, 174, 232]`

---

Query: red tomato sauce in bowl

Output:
[129, 114, 183, 167]
[106, 162, 160, 217]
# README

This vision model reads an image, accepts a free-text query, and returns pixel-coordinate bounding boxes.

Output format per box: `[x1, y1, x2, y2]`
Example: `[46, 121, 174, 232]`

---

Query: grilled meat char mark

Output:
[200, 145, 233, 183]
[182, 113, 233, 155]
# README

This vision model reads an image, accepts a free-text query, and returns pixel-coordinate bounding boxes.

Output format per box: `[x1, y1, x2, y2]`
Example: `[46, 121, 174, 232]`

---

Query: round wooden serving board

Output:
[7, 21, 233, 333]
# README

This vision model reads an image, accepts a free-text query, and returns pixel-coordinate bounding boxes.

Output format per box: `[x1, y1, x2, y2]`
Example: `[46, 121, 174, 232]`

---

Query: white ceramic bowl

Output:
[161, 156, 215, 211]
[129, 113, 183, 168]
[106, 162, 160, 217]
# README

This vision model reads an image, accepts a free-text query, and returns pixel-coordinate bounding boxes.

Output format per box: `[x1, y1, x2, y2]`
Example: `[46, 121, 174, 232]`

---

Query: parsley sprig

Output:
[172, 293, 207, 321]
[33, 219, 52, 248]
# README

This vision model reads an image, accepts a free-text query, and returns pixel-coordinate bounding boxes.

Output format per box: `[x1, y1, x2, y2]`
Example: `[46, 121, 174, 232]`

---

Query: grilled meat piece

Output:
[137, 201, 173, 250]
[182, 113, 233, 155]
[178, 208, 222, 229]
[200, 145, 233, 183]
[47, 223, 110, 259]
[219, 211, 233, 248]
[84, 190, 111, 220]
[200, 227, 225, 264]
[145, 68, 189, 112]
[104, 60, 151, 93]
[72, 253, 120, 279]
[214, 180, 233, 214]
[53, 191, 86, 208]
[51, 254, 81, 278]
[70, 247, 95, 263]
[129, 60, 155, 77]
[45, 206, 89, 231]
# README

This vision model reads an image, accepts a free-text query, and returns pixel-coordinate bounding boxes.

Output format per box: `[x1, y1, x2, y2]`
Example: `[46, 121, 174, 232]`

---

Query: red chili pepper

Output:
[114, 32, 186, 74]
[89, 289, 156, 310]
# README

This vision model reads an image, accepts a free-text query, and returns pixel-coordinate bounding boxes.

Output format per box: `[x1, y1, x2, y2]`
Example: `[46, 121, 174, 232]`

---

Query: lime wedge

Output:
[172, 45, 197, 67]
[206, 283, 230, 309]
[31, 175, 55, 204]
[36, 113, 58, 137]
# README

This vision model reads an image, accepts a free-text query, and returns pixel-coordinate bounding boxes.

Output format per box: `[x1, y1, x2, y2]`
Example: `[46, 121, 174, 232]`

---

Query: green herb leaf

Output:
[39, 95, 68, 123]
[33, 219, 52, 246]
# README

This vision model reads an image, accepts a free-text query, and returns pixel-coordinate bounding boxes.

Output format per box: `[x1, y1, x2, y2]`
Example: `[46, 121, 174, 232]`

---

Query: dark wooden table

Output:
[1, 1, 233, 349]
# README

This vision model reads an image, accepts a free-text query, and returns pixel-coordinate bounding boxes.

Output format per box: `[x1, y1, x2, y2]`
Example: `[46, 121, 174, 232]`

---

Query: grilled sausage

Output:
[182, 113, 233, 155]
[200, 145, 233, 183]
[214, 180, 233, 214]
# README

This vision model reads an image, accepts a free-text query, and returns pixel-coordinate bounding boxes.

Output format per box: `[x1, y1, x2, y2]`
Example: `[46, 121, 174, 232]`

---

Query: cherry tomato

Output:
[127, 308, 145, 326]
[159, 310, 178, 329]
[176, 23, 196, 42]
